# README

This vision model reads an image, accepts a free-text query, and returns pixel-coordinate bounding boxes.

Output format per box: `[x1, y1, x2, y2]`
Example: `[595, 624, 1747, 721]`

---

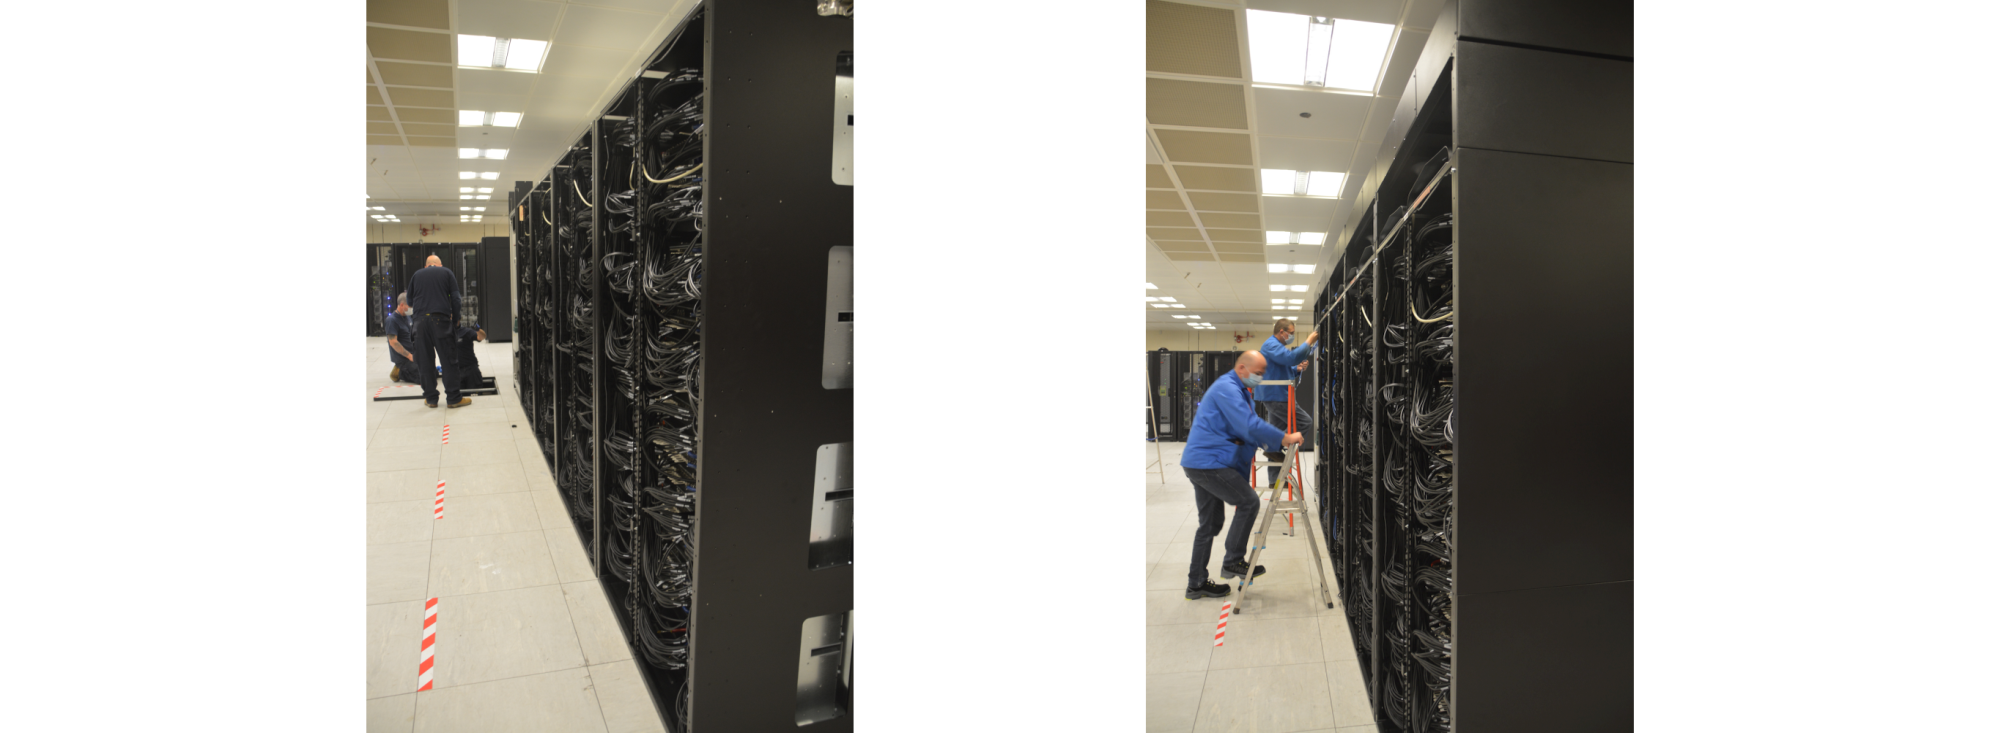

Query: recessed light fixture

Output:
[460, 172, 477, 179]
[1267, 263, 1288, 274]
[461, 195, 473, 200]
[1271, 299, 1286, 304]
[484, 149, 508, 160]
[1158, 297, 1177, 303]
[460, 187, 474, 193]
[1300, 232, 1326, 245]
[1171, 304, 1186, 308]
[477, 188, 493, 193]
[1259, 169, 1345, 197]
[1288, 306, 1302, 310]
[1266, 231, 1329, 245]
[1173, 315, 1188, 319]
[1189, 315, 1201, 319]
[1272, 305, 1286, 310]
[1246, 10, 1394, 92]
[473, 207, 485, 212]
[459, 149, 509, 160]
[1270, 284, 1287, 292]
[1294, 264, 1316, 275]
[1290, 285, 1308, 292]
[372, 206, 385, 211]
[1152, 304, 1169, 309]
[1274, 316, 1288, 320]
[479, 172, 499, 180]
[459, 110, 526, 127]
[1146, 282, 1158, 290]
[457, 35, 550, 73]
[1289, 299, 1305, 304]
[460, 207, 471, 211]
[475, 195, 490, 200]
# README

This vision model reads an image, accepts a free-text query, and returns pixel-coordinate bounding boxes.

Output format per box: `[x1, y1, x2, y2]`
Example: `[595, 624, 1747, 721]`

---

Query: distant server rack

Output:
[508, 3, 853, 731]
[373, 241, 514, 342]
[1311, 1, 1631, 731]
[368, 243, 395, 336]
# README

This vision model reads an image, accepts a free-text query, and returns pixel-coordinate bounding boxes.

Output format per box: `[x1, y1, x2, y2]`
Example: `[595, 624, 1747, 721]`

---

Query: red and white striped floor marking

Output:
[417, 597, 438, 691]
[433, 481, 445, 519]
[1214, 602, 1232, 646]
[442, 424, 450, 445]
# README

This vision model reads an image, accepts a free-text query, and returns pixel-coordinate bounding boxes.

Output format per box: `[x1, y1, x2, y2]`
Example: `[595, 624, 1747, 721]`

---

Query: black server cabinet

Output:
[368, 243, 395, 336]
[509, 4, 853, 731]
[1149, 349, 1180, 440]
[1312, 1, 1632, 731]
[478, 236, 513, 342]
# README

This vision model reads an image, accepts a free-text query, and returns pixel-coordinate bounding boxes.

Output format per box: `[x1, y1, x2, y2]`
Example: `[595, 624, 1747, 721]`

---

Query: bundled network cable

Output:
[1403, 162, 1454, 732]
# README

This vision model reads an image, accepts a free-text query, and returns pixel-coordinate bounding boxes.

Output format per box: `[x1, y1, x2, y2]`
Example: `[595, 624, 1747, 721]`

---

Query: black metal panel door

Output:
[1455, 580, 1633, 731]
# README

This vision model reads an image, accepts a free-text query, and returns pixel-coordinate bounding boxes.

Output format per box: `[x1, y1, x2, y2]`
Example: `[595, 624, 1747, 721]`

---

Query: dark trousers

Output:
[1185, 466, 1260, 590]
[390, 350, 418, 382]
[414, 314, 462, 404]
[1257, 400, 1313, 485]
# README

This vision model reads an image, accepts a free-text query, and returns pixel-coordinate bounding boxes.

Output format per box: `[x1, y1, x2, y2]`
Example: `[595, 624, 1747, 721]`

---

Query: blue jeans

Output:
[1257, 400, 1312, 484]
[1184, 466, 1260, 590]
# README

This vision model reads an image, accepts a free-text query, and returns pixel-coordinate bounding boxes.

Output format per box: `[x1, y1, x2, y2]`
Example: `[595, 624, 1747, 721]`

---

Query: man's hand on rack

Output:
[1306, 331, 1321, 346]
[1283, 432, 1304, 446]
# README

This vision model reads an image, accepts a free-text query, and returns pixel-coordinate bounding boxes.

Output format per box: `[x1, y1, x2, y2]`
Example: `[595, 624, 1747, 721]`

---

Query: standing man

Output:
[407, 254, 470, 408]
[1180, 350, 1303, 599]
[386, 293, 418, 383]
[1257, 319, 1319, 485]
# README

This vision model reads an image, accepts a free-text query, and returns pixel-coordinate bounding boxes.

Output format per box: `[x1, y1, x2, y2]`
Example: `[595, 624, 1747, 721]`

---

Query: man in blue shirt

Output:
[1180, 350, 1303, 599]
[407, 254, 469, 408]
[1256, 319, 1319, 485]
[386, 293, 418, 383]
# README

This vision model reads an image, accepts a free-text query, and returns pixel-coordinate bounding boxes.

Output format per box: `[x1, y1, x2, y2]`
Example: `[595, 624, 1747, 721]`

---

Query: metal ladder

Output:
[1233, 441, 1336, 614]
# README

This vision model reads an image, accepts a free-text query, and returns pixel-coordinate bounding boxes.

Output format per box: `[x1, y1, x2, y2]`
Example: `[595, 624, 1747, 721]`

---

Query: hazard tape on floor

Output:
[442, 424, 450, 445]
[418, 597, 438, 691]
[373, 384, 421, 398]
[1214, 602, 1232, 646]
[433, 481, 445, 519]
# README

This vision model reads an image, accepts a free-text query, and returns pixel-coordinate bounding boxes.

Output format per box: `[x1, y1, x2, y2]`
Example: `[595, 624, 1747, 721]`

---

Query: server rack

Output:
[1149, 349, 1180, 440]
[1312, 1, 1632, 731]
[375, 241, 512, 340]
[509, 4, 853, 730]
[368, 243, 395, 336]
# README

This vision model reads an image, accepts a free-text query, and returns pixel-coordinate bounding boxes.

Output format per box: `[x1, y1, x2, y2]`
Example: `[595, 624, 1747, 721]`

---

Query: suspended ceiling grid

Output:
[1145, 0, 1445, 330]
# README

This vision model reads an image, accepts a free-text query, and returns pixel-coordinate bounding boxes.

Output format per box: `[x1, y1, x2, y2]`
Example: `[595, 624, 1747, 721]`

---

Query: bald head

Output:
[426, 255, 442, 267]
[1234, 350, 1266, 384]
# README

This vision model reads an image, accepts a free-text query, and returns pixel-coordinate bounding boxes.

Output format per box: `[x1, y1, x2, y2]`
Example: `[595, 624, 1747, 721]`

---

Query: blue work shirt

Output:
[408, 265, 461, 321]
[1180, 370, 1288, 480]
[385, 312, 414, 362]
[1255, 335, 1315, 402]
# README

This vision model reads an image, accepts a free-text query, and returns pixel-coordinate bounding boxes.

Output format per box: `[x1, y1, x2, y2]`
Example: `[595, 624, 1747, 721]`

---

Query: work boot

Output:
[1185, 580, 1230, 600]
[425, 400, 438, 408]
[447, 397, 473, 408]
[390, 366, 401, 381]
[1221, 561, 1267, 580]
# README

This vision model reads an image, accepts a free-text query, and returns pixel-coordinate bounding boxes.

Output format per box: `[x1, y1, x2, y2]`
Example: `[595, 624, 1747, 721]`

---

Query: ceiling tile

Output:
[457, 67, 539, 96]
[457, 0, 564, 39]
[1212, 242, 1263, 254]
[541, 43, 635, 79]
[369, 0, 450, 29]
[1198, 212, 1261, 229]
[553, 5, 663, 49]
[1208, 229, 1263, 243]
[1216, 253, 1265, 263]
[1147, 164, 1173, 189]
[368, 86, 386, 105]
[1154, 130, 1253, 165]
[407, 136, 459, 147]
[1147, 78, 1248, 130]
[1146, 132, 1163, 164]
[1186, 192, 1259, 212]
[368, 134, 406, 146]
[1146, 0, 1241, 79]
[1257, 137, 1357, 173]
[1148, 227, 1204, 241]
[1154, 240, 1211, 253]
[1148, 210, 1196, 228]
[368, 26, 453, 64]
[1252, 88, 1374, 140]
[1172, 165, 1255, 192]
[396, 107, 458, 125]
[1165, 250, 1218, 262]
[377, 61, 455, 88]
[1264, 214, 1332, 233]
[368, 121, 401, 135]
[1147, 190, 1185, 210]
[388, 87, 456, 108]
[368, 106, 393, 121]
[459, 128, 517, 148]
[1261, 196, 1340, 221]
[403, 122, 458, 137]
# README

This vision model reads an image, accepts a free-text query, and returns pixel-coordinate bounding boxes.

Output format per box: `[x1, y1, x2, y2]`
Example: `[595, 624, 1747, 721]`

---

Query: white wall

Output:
[1146, 327, 1280, 352]
[365, 222, 513, 243]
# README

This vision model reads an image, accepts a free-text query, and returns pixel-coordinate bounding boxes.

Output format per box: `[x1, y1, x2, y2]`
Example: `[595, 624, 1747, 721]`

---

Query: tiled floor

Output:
[1146, 441, 1379, 733]
[365, 338, 667, 733]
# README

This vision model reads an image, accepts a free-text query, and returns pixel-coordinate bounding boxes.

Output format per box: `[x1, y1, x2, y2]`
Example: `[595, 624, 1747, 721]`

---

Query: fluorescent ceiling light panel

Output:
[1158, 297, 1176, 303]
[1272, 305, 1286, 310]
[1267, 263, 1288, 273]
[484, 149, 508, 160]
[460, 195, 473, 200]
[491, 112, 522, 127]
[476, 195, 490, 200]
[1270, 284, 1287, 292]
[1306, 171, 1344, 197]
[1171, 304, 1186, 308]
[460, 207, 471, 211]
[1300, 232, 1327, 245]
[1146, 282, 1158, 289]
[1289, 306, 1302, 310]
[1247, 10, 1308, 85]
[1272, 299, 1286, 304]
[479, 172, 498, 180]
[477, 188, 493, 193]
[459, 172, 476, 179]
[372, 206, 385, 211]
[503, 39, 548, 71]
[1173, 315, 1186, 319]
[1189, 315, 1201, 319]
[1290, 285, 1308, 292]
[459, 36, 548, 73]
[460, 187, 474, 193]
[459, 148, 480, 159]
[474, 207, 485, 212]
[1266, 231, 1290, 244]
[1260, 169, 1295, 195]
[1152, 304, 1169, 308]
[1275, 316, 1288, 320]
[1295, 264, 1317, 274]
[1289, 299, 1305, 304]
[459, 110, 484, 126]
[457, 35, 496, 67]
[1304, 18, 1335, 86]
[1326, 19, 1395, 92]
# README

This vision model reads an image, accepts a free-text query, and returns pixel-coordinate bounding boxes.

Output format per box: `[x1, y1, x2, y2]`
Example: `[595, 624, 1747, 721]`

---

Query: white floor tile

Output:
[440, 438, 520, 468]
[1147, 672, 1206, 733]
[368, 693, 417, 733]
[1147, 623, 1215, 675]
[437, 462, 530, 496]
[412, 667, 605, 733]
[432, 492, 544, 540]
[430, 585, 586, 689]
[370, 500, 436, 545]
[369, 540, 433, 605]
[367, 600, 427, 699]
[426, 531, 561, 597]
[564, 581, 634, 666]
[1209, 616, 1324, 670]
[371, 468, 442, 504]
[1193, 663, 1337, 733]
[590, 660, 667, 733]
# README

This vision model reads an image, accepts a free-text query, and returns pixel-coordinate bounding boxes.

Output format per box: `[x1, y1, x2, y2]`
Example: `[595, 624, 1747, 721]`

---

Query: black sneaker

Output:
[1185, 580, 1230, 600]
[1220, 561, 1267, 580]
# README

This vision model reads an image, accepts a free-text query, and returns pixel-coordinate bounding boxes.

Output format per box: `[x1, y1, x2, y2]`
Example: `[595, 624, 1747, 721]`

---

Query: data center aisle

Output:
[1146, 441, 1378, 733]
[365, 338, 667, 733]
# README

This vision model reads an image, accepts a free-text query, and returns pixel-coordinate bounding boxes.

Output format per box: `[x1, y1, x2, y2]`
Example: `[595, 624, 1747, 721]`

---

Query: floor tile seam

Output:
[420, 661, 596, 695]
[428, 578, 577, 603]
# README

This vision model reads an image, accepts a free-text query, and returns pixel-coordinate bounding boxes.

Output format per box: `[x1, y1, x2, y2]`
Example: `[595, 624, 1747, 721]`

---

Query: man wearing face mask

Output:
[1179, 350, 1303, 600]
[386, 293, 418, 383]
[1257, 319, 1320, 486]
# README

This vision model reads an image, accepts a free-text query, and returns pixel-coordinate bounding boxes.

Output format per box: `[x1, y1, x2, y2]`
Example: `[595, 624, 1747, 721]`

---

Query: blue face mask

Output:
[1243, 372, 1264, 388]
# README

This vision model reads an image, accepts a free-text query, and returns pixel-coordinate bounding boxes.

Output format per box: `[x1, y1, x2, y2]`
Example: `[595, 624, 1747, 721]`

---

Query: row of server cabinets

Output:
[1149, 349, 1315, 443]
[508, 3, 852, 732]
[1308, 1, 1632, 731]
[366, 240, 513, 342]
